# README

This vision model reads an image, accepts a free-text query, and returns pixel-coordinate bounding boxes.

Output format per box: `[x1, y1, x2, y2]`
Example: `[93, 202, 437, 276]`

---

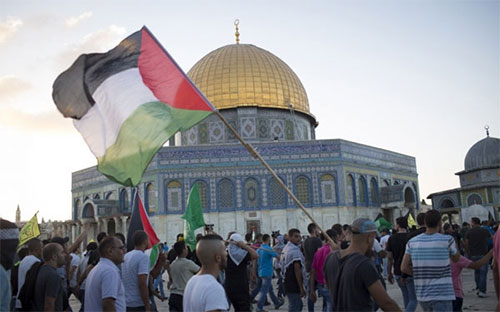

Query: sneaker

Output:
[275, 298, 285, 309]
[477, 291, 487, 298]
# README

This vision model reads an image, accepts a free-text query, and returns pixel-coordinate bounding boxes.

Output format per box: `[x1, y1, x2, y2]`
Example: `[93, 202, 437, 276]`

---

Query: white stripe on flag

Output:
[74, 68, 158, 157]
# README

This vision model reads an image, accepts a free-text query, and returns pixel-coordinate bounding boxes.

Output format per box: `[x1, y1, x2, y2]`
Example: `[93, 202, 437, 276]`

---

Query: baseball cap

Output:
[229, 233, 244, 243]
[51, 236, 70, 246]
[351, 218, 379, 235]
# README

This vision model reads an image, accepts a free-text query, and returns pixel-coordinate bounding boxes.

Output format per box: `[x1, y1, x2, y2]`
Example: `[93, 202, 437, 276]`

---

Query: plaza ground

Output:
[71, 266, 497, 311]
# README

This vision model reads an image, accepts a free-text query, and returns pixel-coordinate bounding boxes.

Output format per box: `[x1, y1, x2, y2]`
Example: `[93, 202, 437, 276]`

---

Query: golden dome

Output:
[187, 44, 311, 116]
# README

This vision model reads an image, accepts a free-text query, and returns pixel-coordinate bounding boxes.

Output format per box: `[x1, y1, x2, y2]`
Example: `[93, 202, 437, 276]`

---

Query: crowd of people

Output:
[1, 210, 500, 312]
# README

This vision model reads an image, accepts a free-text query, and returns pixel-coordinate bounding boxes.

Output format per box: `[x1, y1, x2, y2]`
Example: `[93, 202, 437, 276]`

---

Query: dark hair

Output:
[18, 247, 29, 260]
[86, 242, 98, 252]
[396, 217, 408, 229]
[97, 232, 108, 243]
[416, 213, 426, 226]
[262, 234, 271, 243]
[26, 238, 42, 252]
[255, 233, 263, 240]
[42, 243, 61, 262]
[133, 230, 148, 247]
[321, 229, 336, 241]
[307, 223, 317, 234]
[245, 233, 252, 242]
[173, 240, 186, 255]
[114, 233, 126, 245]
[331, 224, 342, 236]
[342, 224, 349, 231]
[99, 236, 117, 256]
[471, 217, 480, 225]
[176, 233, 184, 241]
[288, 228, 300, 237]
[462, 222, 469, 227]
[424, 210, 441, 228]
[443, 223, 451, 232]
[199, 234, 223, 242]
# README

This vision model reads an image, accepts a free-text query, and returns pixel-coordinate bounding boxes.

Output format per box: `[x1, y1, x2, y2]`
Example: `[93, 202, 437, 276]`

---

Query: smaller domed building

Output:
[428, 130, 500, 222]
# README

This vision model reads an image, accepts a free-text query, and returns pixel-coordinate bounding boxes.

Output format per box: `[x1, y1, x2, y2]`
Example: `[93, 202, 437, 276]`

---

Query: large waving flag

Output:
[127, 192, 161, 268]
[18, 213, 40, 246]
[53, 26, 215, 186]
[182, 182, 205, 250]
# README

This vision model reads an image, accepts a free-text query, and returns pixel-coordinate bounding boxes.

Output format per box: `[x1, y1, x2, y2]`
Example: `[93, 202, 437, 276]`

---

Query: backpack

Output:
[18, 261, 44, 311]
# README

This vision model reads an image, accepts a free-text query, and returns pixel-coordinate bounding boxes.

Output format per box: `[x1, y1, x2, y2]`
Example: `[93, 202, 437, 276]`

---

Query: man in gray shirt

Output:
[169, 240, 200, 312]
[33, 243, 66, 311]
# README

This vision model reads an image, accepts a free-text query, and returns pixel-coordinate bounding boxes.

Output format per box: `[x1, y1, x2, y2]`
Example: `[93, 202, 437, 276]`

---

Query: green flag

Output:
[182, 182, 205, 250]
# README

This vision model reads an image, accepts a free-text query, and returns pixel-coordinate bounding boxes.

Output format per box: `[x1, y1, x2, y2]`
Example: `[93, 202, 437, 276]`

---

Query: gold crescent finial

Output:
[234, 19, 240, 44]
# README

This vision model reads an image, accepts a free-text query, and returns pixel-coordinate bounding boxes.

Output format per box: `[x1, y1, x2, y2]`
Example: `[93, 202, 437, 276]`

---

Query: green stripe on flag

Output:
[182, 182, 205, 250]
[98, 101, 212, 186]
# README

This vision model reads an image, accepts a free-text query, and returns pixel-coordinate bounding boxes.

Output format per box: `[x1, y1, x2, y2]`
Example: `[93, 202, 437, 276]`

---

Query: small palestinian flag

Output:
[53, 26, 215, 186]
[127, 192, 160, 269]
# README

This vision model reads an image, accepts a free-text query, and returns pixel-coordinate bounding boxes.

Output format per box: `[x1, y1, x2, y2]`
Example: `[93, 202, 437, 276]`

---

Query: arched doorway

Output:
[82, 203, 95, 218]
[404, 187, 416, 209]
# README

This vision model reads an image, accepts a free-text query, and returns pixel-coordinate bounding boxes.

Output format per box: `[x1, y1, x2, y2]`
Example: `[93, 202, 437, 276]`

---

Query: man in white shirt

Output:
[16, 238, 42, 309]
[122, 230, 151, 311]
[85, 236, 126, 312]
[183, 234, 229, 312]
[379, 228, 391, 279]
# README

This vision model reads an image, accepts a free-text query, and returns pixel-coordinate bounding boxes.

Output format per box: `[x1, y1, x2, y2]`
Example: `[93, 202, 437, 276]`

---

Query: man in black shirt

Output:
[387, 217, 417, 312]
[224, 233, 258, 312]
[303, 223, 322, 312]
[465, 217, 493, 297]
[323, 218, 400, 312]
[282, 228, 306, 312]
[33, 243, 66, 311]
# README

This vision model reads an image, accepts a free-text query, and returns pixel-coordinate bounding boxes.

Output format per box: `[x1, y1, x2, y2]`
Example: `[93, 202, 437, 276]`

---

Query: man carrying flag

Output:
[182, 182, 206, 251]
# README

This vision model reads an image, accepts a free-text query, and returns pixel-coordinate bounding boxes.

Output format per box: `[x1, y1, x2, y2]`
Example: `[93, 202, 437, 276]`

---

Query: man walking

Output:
[224, 232, 259, 312]
[281, 228, 307, 312]
[464, 217, 493, 298]
[255, 234, 284, 312]
[16, 238, 42, 309]
[169, 240, 200, 312]
[33, 243, 67, 311]
[387, 217, 417, 312]
[304, 223, 322, 312]
[183, 234, 229, 311]
[323, 218, 401, 312]
[402, 210, 460, 311]
[85, 236, 126, 312]
[122, 230, 151, 311]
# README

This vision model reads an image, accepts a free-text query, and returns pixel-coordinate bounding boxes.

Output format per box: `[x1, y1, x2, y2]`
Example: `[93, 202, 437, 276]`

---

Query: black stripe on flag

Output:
[126, 189, 143, 252]
[53, 30, 142, 119]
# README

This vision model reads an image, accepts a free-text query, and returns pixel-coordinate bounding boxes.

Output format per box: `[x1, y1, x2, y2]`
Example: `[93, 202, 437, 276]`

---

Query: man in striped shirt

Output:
[401, 210, 460, 312]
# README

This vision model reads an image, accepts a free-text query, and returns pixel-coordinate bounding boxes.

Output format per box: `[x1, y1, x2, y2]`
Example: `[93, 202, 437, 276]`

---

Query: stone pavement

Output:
[71, 266, 497, 311]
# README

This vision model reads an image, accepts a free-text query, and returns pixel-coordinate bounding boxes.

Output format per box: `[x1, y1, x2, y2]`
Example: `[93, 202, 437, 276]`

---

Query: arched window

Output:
[295, 176, 311, 205]
[167, 181, 182, 211]
[82, 203, 94, 218]
[346, 174, 355, 205]
[320, 174, 336, 204]
[244, 178, 259, 208]
[146, 183, 157, 212]
[467, 194, 483, 206]
[440, 198, 455, 208]
[358, 176, 368, 206]
[105, 192, 114, 200]
[196, 181, 209, 211]
[218, 178, 234, 210]
[120, 189, 129, 211]
[383, 180, 390, 187]
[93, 193, 100, 199]
[370, 178, 379, 205]
[269, 177, 286, 207]
[394, 180, 399, 185]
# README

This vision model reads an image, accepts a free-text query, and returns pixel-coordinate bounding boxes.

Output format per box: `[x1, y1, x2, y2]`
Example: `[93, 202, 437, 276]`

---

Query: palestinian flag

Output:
[53, 26, 215, 186]
[127, 191, 161, 269]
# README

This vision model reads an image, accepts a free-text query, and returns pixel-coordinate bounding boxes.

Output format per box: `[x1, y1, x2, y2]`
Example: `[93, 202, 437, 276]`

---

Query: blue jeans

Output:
[317, 284, 331, 312]
[470, 255, 488, 293]
[420, 300, 452, 312]
[250, 276, 263, 301]
[307, 280, 316, 312]
[153, 275, 165, 298]
[287, 293, 303, 312]
[395, 275, 417, 312]
[257, 276, 280, 311]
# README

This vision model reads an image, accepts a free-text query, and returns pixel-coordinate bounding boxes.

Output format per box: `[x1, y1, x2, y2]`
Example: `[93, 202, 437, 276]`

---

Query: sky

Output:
[0, 0, 498, 222]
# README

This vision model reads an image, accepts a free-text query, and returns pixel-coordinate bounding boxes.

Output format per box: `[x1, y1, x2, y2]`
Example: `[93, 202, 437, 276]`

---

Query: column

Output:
[71, 224, 76, 243]
[102, 218, 108, 234]
[113, 217, 120, 234]
[121, 216, 128, 234]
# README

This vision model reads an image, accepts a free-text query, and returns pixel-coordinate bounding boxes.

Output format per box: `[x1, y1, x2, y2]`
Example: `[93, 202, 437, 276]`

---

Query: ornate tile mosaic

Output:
[258, 119, 269, 139]
[240, 117, 256, 139]
[209, 121, 224, 143]
[198, 123, 208, 144]
[186, 126, 198, 145]
[270, 119, 285, 140]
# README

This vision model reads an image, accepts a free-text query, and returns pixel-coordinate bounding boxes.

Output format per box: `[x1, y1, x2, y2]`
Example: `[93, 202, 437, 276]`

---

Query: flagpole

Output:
[214, 111, 336, 247]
